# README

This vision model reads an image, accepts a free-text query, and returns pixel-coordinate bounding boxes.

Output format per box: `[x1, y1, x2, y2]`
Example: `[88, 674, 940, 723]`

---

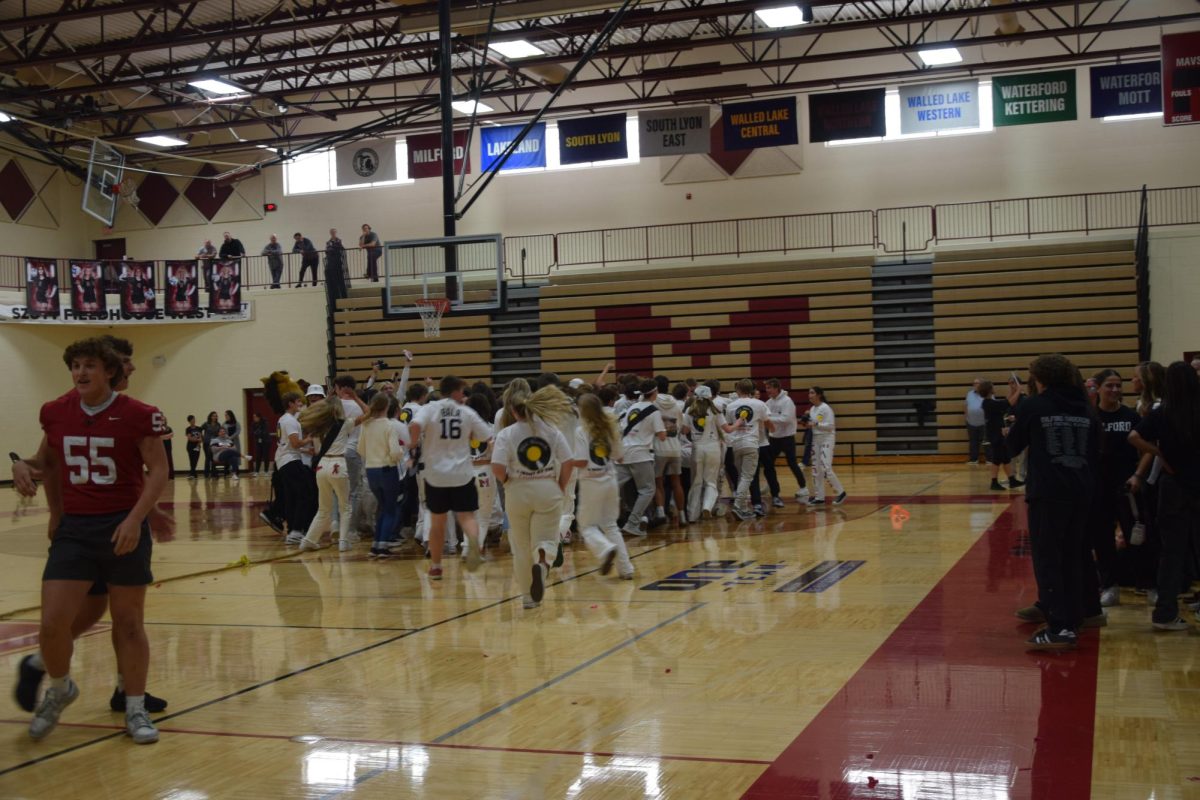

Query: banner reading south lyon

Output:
[638, 107, 710, 157]
[721, 97, 797, 151]
[558, 114, 628, 164]
[993, 70, 1077, 126]
[898, 80, 979, 134]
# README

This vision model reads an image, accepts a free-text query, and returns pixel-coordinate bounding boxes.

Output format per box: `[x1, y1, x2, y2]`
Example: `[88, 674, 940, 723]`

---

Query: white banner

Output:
[898, 80, 980, 134]
[0, 303, 254, 324]
[335, 139, 397, 186]
[638, 106, 711, 157]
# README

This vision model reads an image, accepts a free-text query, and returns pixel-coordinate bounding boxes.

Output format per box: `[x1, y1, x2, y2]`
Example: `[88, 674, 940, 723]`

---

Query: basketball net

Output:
[111, 179, 139, 207]
[415, 297, 450, 338]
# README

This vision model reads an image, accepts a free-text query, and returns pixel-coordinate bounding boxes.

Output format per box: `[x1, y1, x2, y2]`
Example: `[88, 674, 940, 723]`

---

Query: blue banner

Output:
[721, 97, 798, 151]
[558, 114, 628, 165]
[481, 123, 546, 171]
[1090, 61, 1162, 118]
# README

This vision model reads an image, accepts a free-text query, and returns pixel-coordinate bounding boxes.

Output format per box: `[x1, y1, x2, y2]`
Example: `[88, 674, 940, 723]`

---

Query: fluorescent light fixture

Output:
[490, 39, 544, 59]
[918, 47, 963, 66]
[136, 134, 188, 147]
[256, 144, 279, 153]
[755, 5, 808, 27]
[0, 111, 12, 123]
[189, 78, 245, 95]
[451, 99, 493, 114]
[1102, 111, 1162, 122]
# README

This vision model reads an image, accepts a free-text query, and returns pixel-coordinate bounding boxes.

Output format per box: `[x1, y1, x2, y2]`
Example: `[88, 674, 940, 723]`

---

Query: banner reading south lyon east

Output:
[480, 123, 546, 172]
[808, 88, 886, 142]
[558, 114, 628, 164]
[993, 70, 1077, 126]
[898, 80, 979, 134]
[721, 97, 797, 151]
[407, 131, 471, 179]
[1090, 62, 1162, 118]
[1162, 31, 1200, 125]
[638, 106, 710, 157]
[334, 139, 397, 186]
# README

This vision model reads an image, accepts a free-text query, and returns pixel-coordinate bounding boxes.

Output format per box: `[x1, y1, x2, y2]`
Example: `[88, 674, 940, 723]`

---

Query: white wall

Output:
[1149, 228, 1200, 365]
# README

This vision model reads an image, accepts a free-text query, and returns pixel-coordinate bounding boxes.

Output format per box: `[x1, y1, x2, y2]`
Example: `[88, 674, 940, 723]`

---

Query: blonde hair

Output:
[577, 393, 618, 453]
[499, 378, 531, 429]
[503, 383, 571, 428]
[685, 395, 723, 441]
[298, 397, 345, 436]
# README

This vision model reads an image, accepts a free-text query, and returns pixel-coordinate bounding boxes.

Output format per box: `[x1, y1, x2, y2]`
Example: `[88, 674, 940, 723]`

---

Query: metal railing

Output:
[2, 185, 1197, 291]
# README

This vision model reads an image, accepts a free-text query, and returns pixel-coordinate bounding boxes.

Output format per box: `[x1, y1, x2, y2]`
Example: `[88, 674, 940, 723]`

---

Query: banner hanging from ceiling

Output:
[334, 139, 397, 186]
[480, 123, 547, 172]
[69, 261, 106, 316]
[558, 114, 628, 165]
[1162, 31, 1200, 125]
[992, 69, 1077, 126]
[898, 80, 979, 134]
[407, 131, 471, 179]
[638, 106, 711, 156]
[1089, 61, 1162, 118]
[24, 257, 60, 319]
[721, 97, 797, 151]
[808, 88, 886, 142]
[117, 260, 157, 317]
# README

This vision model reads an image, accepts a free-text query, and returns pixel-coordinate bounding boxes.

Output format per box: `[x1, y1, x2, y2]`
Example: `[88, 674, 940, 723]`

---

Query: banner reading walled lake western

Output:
[1090, 61, 1161, 118]
[1162, 31, 1200, 126]
[808, 88, 886, 142]
[721, 97, 797, 151]
[898, 80, 979, 134]
[480, 123, 546, 172]
[335, 138, 397, 186]
[638, 106, 710, 157]
[558, 114, 627, 165]
[993, 70, 1076, 126]
[407, 131, 471, 179]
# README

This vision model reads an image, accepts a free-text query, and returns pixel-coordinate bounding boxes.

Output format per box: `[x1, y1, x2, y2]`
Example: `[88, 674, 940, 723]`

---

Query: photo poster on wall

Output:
[992, 69, 1077, 126]
[721, 97, 798, 151]
[208, 259, 241, 313]
[407, 131, 471, 179]
[558, 113, 628, 164]
[808, 88, 886, 142]
[118, 260, 156, 316]
[25, 258, 60, 318]
[481, 123, 547, 171]
[164, 260, 199, 316]
[69, 260, 107, 315]
[1162, 31, 1200, 125]
[1090, 61, 1161, 118]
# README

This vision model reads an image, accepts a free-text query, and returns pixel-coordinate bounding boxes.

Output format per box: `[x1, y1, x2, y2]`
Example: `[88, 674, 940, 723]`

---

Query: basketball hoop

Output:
[111, 179, 139, 207]
[415, 297, 450, 338]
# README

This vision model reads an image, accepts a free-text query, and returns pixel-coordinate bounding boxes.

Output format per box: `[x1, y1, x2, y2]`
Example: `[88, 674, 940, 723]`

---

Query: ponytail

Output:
[518, 385, 572, 426]
[578, 393, 618, 452]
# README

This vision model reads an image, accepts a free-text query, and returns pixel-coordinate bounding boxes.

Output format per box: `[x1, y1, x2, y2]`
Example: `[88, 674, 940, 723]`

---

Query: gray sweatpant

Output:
[617, 460, 656, 527]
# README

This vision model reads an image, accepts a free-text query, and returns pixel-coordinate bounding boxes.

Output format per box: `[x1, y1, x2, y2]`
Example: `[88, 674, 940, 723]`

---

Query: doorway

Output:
[243, 388, 280, 473]
[94, 238, 126, 260]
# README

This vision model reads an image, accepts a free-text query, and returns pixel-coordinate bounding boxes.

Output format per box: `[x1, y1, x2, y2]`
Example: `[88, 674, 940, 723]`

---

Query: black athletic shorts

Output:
[43, 512, 154, 587]
[424, 480, 478, 514]
[987, 437, 1011, 466]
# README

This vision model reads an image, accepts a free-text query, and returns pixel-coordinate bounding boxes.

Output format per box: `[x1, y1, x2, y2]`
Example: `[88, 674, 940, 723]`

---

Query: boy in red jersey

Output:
[29, 337, 167, 744]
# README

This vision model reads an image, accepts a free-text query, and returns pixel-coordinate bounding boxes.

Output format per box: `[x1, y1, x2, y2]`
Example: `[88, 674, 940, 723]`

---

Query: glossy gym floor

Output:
[0, 465, 1193, 799]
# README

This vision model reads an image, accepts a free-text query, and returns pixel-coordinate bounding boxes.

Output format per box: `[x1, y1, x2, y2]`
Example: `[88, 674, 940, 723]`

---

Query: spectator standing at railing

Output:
[325, 228, 348, 300]
[219, 231, 245, 263]
[262, 234, 284, 289]
[292, 232, 319, 288]
[196, 240, 217, 292]
[359, 224, 382, 282]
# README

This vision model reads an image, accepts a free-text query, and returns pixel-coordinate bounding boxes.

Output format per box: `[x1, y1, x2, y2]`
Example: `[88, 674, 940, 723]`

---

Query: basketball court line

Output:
[6, 619, 421, 633]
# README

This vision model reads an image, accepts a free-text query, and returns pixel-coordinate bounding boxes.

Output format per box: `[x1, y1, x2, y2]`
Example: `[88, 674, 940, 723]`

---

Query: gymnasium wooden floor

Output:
[0, 465, 1192, 799]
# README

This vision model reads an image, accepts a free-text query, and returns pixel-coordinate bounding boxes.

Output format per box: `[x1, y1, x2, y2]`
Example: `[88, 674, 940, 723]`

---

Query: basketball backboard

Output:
[383, 233, 504, 315]
[81, 139, 125, 227]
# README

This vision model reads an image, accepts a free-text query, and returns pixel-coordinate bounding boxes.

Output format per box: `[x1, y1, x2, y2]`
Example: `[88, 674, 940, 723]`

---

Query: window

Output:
[283, 140, 412, 195]
[826, 82, 995, 147]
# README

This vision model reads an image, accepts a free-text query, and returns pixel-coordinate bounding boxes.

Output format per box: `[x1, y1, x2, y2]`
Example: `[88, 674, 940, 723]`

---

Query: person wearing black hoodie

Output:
[1004, 353, 1099, 650]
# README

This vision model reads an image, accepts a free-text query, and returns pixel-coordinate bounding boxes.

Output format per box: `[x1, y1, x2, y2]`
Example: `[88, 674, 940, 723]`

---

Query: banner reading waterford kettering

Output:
[808, 88, 886, 142]
[408, 131, 471, 179]
[1090, 62, 1161, 118]
[721, 97, 797, 151]
[480, 123, 546, 172]
[558, 114, 627, 164]
[898, 80, 979, 134]
[639, 106, 710, 157]
[335, 138, 397, 186]
[1162, 31, 1200, 126]
[993, 70, 1076, 126]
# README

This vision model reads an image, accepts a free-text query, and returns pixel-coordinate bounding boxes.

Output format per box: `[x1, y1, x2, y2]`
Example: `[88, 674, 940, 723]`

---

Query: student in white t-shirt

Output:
[572, 393, 634, 580]
[273, 391, 318, 545]
[685, 386, 734, 520]
[616, 379, 667, 537]
[492, 384, 575, 609]
[763, 378, 809, 505]
[725, 379, 772, 521]
[397, 382, 429, 540]
[652, 377, 687, 525]
[359, 393, 412, 557]
[333, 374, 367, 533]
[298, 391, 368, 552]
[803, 385, 846, 506]
[466, 391, 497, 557]
[410, 375, 493, 580]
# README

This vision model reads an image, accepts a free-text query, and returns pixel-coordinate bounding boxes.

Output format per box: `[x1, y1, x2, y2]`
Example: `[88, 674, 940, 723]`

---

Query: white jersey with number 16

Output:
[414, 397, 493, 488]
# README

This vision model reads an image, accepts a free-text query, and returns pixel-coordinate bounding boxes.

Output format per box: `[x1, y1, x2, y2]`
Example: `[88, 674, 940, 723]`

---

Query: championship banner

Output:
[639, 106, 710, 157]
[481, 123, 547, 171]
[1090, 62, 1161, 118]
[334, 138, 397, 187]
[993, 69, 1076, 126]
[1162, 31, 1200, 126]
[207, 260, 242, 313]
[808, 88, 886, 142]
[721, 97, 797, 151]
[558, 114, 627, 165]
[118, 260, 156, 316]
[899, 80, 979, 134]
[69, 261, 106, 315]
[407, 131, 470, 179]
[24, 258, 59, 318]
[164, 260, 200, 316]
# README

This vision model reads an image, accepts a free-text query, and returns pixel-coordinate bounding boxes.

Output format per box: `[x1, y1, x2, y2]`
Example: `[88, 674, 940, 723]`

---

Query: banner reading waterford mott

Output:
[480, 123, 546, 171]
[639, 107, 710, 157]
[808, 88, 886, 142]
[1162, 31, 1200, 126]
[1090, 61, 1162, 118]
[558, 114, 627, 164]
[899, 80, 979, 134]
[993, 70, 1076, 126]
[721, 97, 797, 151]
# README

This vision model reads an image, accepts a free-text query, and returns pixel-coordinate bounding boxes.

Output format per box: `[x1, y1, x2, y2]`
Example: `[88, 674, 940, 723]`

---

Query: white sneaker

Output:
[232, 473, 239, 482]
[299, 539, 324, 552]
[337, 538, 353, 552]
[29, 679, 79, 740]
[285, 531, 304, 545]
[126, 709, 159, 744]
[463, 538, 483, 572]
[794, 488, 810, 500]
[1099, 586, 1121, 607]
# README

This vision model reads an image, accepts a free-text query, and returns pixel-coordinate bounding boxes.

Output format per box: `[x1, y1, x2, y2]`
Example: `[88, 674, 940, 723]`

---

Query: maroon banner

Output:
[165, 260, 199, 316]
[24, 258, 59, 318]
[407, 131, 470, 179]
[69, 260, 106, 315]
[1163, 31, 1200, 125]
[118, 260, 156, 316]
[207, 260, 242, 313]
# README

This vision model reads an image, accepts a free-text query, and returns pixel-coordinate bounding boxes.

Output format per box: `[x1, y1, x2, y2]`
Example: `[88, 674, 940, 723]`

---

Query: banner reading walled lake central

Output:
[480, 123, 546, 171]
[558, 114, 628, 164]
[993, 69, 1077, 126]
[721, 97, 797, 151]
[899, 80, 979, 134]
[639, 106, 710, 157]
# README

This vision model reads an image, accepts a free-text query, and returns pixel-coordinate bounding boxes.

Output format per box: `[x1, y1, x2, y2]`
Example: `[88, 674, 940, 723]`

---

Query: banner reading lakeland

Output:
[721, 97, 797, 151]
[480, 123, 546, 172]
[407, 131, 471, 179]
[558, 114, 627, 165]
[1162, 31, 1200, 126]
[899, 80, 979, 134]
[993, 70, 1077, 126]
[638, 106, 710, 157]
[1090, 61, 1161, 118]
[808, 88, 886, 142]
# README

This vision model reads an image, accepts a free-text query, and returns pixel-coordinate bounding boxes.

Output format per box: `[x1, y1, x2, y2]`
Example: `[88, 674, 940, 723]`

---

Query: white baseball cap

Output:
[568, 378, 586, 389]
[694, 386, 712, 399]
[305, 384, 326, 398]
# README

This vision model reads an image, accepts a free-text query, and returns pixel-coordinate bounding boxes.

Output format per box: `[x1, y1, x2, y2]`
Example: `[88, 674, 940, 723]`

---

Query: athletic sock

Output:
[29, 651, 45, 671]
[49, 674, 71, 692]
[125, 694, 146, 714]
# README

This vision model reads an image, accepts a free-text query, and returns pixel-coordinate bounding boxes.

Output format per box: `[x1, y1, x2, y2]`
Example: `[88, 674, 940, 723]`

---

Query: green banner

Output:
[993, 69, 1077, 126]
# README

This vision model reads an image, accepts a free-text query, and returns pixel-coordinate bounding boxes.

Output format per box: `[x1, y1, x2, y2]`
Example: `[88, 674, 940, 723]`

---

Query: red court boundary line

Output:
[741, 500, 1099, 799]
[0, 719, 769, 766]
